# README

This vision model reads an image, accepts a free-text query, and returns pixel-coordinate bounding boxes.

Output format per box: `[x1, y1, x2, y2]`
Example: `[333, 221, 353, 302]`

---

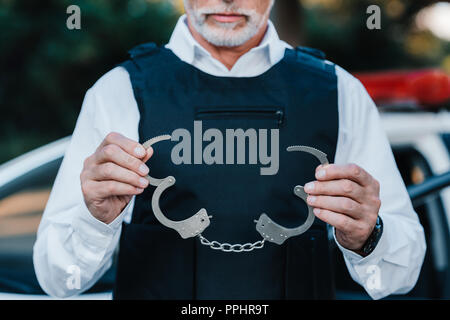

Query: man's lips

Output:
[208, 13, 246, 23]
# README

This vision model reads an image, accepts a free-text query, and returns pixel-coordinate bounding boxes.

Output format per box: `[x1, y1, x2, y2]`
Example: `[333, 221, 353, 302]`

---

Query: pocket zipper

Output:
[195, 107, 285, 126]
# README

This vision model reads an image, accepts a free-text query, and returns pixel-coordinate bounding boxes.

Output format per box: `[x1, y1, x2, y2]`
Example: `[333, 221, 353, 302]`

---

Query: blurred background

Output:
[0, 0, 449, 299]
[1, 0, 449, 163]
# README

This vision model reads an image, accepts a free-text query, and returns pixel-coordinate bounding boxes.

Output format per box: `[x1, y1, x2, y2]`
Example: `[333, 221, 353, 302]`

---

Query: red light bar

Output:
[354, 69, 450, 106]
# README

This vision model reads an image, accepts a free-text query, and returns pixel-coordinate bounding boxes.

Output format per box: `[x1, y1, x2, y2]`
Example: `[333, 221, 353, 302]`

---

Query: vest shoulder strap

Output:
[118, 42, 162, 108]
[288, 46, 336, 77]
[296, 46, 326, 59]
[128, 42, 159, 59]
[121, 42, 161, 70]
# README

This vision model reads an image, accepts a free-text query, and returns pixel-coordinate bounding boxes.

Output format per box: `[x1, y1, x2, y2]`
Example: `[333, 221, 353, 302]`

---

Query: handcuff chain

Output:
[198, 234, 265, 253]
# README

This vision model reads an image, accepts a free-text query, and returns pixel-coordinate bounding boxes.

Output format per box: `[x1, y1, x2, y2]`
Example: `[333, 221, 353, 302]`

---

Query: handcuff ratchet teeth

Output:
[255, 145, 329, 245]
[143, 134, 329, 250]
[143, 135, 211, 239]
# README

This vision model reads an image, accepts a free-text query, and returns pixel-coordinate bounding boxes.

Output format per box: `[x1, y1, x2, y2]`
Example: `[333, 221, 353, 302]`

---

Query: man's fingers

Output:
[94, 143, 149, 176]
[99, 132, 147, 159]
[88, 162, 149, 189]
[304, 179, 364, 203]
[315, 163, 372, 186]
[307, 194, 363, 219]
[86, 180, 145, 198]
[312, 208, 356, 233]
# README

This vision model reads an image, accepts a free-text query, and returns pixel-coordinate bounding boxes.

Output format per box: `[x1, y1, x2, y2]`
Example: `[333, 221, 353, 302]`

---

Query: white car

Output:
[335, 69, 450, 299]
[0, 137, 112, 300]
[334, 110, 450, 300]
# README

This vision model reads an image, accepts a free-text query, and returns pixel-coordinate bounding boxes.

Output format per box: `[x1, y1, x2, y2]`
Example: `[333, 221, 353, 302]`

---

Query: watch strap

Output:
[361, 216, 384, 256]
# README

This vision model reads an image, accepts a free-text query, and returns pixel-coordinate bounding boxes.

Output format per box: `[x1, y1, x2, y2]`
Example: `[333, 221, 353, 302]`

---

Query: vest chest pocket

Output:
[191, 106, 285, 179]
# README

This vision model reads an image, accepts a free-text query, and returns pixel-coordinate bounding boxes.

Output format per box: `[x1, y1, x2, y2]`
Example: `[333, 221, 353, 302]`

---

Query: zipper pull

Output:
[276, 110, 284, 126]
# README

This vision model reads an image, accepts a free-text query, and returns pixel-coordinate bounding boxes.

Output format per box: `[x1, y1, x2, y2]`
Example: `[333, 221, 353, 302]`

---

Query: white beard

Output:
[184, 0, 274, 47]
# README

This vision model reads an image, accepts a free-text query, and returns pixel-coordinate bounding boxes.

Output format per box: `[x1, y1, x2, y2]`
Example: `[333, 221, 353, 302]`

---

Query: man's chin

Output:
[192, 17, 260, 47]
[201, 31, 254, 48]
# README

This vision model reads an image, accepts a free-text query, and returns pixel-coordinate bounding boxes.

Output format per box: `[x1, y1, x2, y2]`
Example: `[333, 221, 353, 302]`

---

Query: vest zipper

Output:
[310, 235, 319, 299]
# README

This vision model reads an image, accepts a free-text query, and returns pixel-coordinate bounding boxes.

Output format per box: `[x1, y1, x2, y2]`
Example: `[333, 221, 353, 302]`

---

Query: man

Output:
[33, 0, 426, 300]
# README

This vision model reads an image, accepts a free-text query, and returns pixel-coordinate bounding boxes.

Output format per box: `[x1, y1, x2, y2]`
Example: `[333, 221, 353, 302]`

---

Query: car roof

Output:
[0, 136, 71, 186]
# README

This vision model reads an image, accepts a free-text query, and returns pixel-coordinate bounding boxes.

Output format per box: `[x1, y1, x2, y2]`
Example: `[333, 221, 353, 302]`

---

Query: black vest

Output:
[113, 43, 339, 300]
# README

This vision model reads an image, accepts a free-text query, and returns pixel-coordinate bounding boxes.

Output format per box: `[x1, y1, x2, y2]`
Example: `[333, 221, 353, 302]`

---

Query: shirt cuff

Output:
[69, 199, 132, 272]
[73, 198, 133, 240]
[333, 222, 389, 265]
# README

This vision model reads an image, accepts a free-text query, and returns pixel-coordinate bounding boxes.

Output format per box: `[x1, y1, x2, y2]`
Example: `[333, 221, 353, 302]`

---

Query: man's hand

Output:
[80, 132, 153, 224]
[304, 163, 381, 256]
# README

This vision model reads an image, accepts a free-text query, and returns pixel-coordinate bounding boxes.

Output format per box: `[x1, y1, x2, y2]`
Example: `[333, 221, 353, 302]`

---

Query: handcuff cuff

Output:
[143, 135, 329, 253]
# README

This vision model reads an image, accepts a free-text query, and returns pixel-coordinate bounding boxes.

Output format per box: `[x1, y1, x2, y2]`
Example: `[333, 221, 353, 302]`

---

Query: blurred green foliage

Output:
[302, 0, 450, 71]
[0, 0, 179, 164]
[0, 0, 448, 164]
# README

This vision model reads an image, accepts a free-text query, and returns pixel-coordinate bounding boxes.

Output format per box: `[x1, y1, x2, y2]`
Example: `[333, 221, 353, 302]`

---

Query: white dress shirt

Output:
[33, 15, 426, 300]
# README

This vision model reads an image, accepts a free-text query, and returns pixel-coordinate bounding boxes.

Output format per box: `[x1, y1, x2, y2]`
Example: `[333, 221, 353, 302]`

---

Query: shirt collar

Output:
[166, 14, 287, 68]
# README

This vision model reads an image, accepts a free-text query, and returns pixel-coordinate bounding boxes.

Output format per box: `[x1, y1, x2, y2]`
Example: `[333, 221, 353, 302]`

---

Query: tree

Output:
[0, 0, 179, 164]
[271, 0, 304, 46]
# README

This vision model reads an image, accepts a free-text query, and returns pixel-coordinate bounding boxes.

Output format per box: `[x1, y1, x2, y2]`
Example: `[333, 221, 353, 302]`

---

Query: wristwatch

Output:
[361, 216, 383, 256]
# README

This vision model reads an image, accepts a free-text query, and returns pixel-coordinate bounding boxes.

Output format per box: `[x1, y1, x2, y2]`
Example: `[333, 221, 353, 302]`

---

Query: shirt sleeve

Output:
[333, 66, 427, 300]
[33, 67, 140, 298]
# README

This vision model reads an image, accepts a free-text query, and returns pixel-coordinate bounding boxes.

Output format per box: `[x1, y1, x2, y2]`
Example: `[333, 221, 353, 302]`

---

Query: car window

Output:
[0, 159, 59, 295]
[443, 134, 450, 154]
[0, 188, 50, 238]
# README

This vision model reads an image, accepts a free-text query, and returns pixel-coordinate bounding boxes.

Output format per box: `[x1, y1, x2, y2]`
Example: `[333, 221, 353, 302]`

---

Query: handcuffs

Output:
[143, 135, 329, 253]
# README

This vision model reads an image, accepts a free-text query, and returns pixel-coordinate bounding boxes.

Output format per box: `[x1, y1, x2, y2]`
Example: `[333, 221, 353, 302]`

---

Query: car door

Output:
[0, 139, 116, 299]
